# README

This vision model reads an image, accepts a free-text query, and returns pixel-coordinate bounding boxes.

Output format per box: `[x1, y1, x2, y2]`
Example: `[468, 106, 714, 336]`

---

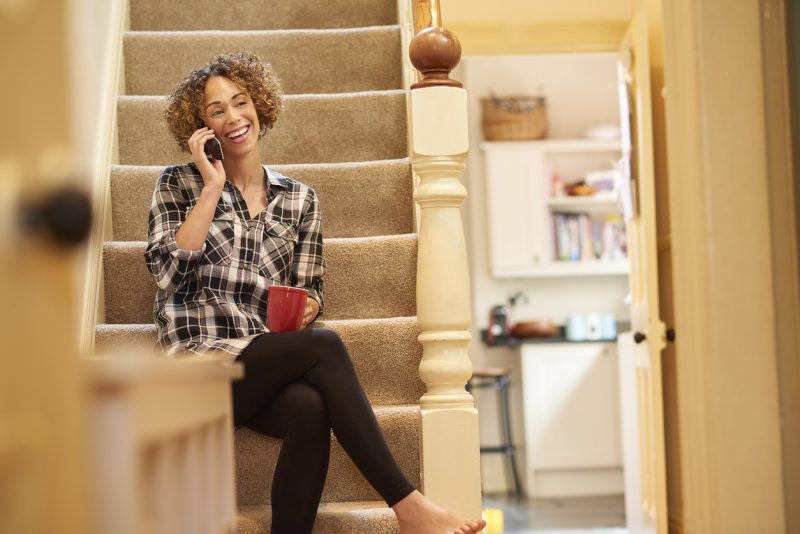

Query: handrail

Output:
[413, 0, 442, 33]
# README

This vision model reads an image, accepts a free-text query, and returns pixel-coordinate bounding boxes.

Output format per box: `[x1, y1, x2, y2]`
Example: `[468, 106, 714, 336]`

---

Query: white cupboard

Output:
[520, 342, 624, 497]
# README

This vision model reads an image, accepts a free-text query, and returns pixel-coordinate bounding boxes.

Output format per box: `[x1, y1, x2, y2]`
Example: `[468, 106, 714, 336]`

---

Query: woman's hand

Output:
[187, 127, 226, 192]
[301, 298, 320, 328]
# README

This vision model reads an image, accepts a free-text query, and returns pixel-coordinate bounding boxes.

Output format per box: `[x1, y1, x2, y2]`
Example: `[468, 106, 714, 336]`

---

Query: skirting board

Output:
[527, 468, 624, 498]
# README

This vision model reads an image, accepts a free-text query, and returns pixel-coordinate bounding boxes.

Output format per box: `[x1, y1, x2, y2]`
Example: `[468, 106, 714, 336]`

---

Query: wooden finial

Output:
[409, 26, 463, 90]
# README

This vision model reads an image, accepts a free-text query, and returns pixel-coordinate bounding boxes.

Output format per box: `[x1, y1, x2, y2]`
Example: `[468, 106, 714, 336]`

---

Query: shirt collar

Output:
[264, 166, 289, 190]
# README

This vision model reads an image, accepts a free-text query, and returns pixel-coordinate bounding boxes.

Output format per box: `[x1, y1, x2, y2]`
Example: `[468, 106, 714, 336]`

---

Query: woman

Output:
[145, 51, 485, 534]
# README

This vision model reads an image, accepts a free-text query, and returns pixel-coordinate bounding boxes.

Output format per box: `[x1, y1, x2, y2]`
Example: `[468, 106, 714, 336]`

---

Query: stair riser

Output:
[117, 93, 408, 166]
[103, 237, 416, 324]
[235, 407, 419, 506]
[130, 0, 398, 31]
[95, 319, 425, 406]
[125, 28, 402, 96]
[110, 161, 414, 241]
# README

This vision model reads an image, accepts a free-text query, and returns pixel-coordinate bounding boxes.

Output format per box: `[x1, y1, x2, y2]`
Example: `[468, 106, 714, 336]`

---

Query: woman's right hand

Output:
[188, 127, 226, 192]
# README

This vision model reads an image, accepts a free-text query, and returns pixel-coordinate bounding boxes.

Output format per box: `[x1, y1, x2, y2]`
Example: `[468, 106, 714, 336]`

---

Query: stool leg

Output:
[499, 376, 523, 496]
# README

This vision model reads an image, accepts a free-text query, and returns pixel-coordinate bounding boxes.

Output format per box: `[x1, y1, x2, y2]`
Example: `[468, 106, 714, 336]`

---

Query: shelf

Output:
[481, 138, 622, 154]
[546, 194, 620, 213]
[492, 260, 630, 279]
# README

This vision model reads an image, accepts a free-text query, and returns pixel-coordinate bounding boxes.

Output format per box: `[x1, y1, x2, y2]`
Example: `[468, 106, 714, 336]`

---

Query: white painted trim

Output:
[75, 0, 128, 354]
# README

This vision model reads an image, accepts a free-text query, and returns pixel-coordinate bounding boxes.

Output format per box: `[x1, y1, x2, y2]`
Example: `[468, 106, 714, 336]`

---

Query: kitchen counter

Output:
[480, 323, 630, 347]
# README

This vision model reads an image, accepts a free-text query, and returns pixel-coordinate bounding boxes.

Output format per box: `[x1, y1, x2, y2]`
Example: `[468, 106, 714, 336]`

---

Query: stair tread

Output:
[130, 0, 398, 31]
[103, 235, 416, 324]
[237, 501, 398, 534]
[110, 159, 413, 241]
[96, 317, 424, 406]
[124, 26, 402, 95]
[117, 91, 408, 166]
[236, 405, 418, 506]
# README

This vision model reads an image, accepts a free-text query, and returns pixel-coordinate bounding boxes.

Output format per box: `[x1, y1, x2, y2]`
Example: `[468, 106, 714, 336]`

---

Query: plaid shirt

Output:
[144, 163, 325, 363]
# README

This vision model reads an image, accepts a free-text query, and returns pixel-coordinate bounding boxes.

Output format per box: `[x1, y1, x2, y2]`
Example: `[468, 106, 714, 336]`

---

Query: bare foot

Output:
[393, 490, 486, 534]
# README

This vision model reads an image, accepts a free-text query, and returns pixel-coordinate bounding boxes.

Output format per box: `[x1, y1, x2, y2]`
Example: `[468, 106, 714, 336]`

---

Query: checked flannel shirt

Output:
[144, 163, 325, 363]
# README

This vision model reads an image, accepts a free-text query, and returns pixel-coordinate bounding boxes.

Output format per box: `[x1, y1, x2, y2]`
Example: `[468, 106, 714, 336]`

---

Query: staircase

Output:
[96, 0, 425, 531]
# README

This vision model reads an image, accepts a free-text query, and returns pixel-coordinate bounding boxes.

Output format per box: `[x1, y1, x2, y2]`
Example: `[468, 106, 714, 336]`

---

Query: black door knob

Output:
[633, 331, 647, 344]
[20, 186, 92, 247]
[666, 328, 676, 342]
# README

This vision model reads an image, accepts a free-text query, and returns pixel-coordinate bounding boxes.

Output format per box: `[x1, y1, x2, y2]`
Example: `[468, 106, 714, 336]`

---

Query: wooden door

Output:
[616, 6, 669, 534]
[0, 2, 89, 532]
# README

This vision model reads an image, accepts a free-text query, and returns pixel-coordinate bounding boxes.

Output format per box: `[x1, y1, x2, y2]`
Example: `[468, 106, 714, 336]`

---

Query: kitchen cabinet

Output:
[482, 140, 629, 278]
[520, 342, 623, 497]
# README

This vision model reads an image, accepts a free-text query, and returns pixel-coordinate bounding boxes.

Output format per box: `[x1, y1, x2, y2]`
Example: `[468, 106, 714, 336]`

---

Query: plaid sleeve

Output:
[293, 188, 325, 315]
[144, 166, 205, 292]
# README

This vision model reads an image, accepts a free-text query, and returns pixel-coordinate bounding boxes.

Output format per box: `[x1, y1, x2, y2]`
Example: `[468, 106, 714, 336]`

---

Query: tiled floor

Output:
[482, 494, 627, 534]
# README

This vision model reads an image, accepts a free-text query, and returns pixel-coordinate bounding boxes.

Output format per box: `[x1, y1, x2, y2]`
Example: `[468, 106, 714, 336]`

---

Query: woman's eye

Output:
[212, 110, 223, 116]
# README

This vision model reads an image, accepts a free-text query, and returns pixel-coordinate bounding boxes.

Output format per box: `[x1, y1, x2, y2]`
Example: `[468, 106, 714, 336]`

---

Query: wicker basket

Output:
[481, 95, 548, 141]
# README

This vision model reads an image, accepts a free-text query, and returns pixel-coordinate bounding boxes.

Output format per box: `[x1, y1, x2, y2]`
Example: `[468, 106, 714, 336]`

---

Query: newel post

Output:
[409, 9, 482, 520]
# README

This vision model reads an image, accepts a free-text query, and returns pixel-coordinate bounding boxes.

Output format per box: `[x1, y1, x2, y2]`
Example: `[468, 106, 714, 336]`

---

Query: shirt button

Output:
[242, 262, 251, 270]
[238, 304, 245, 312]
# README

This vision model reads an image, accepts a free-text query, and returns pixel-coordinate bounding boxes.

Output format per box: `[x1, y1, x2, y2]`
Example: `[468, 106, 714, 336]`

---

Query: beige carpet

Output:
[100, 0, 420, 531]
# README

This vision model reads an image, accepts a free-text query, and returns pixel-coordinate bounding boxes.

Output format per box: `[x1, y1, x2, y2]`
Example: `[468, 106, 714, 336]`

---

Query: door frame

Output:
[761, 0, 800, 530]
[661, 0, 789, 531]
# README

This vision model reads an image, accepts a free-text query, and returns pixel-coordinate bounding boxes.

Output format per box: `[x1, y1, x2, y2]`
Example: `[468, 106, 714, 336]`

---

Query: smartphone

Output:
[203, 136, 224, 161]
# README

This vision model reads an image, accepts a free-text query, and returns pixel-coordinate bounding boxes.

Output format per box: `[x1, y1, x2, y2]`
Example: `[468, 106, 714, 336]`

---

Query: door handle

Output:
[20, 185, 92, 247]
[633, 329, 675, 345]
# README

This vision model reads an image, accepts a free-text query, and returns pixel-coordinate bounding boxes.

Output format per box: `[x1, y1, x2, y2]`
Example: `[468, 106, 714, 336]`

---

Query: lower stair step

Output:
[95, 317, 425, 405]
[237, 501, 399, 534]
[103, 236, 417, 324]
[236, 405, 419, 506]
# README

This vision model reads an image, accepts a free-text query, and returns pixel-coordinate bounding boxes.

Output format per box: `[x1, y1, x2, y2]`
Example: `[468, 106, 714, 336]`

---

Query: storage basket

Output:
[481, 95, 548, 141]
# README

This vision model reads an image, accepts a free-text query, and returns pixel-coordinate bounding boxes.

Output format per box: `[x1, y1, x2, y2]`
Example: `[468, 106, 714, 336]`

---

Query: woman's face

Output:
[201, 75, 260, 158]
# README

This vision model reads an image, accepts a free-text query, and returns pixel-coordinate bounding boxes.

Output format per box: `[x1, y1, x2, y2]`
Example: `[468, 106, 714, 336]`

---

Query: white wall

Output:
[67, 0, 127, 347]
[457, 53, 629, 493]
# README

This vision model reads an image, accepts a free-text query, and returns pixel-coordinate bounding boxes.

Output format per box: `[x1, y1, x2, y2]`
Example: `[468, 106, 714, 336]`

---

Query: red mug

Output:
[267, 285, 309, 333]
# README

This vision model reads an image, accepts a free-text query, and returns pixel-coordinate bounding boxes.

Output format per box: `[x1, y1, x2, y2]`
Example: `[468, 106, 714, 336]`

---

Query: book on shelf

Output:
[551, 212, 627, 262]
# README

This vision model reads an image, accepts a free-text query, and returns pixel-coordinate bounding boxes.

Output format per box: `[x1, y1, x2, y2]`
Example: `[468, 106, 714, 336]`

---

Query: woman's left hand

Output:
[301, 298, 320, 328]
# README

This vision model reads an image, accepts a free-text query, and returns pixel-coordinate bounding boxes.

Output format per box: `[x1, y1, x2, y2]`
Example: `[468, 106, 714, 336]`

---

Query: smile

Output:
[226, 125, 250, 142]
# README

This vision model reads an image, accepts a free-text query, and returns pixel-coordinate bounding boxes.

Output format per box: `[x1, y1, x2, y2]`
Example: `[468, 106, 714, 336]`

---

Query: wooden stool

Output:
[467, 367, 523, 495]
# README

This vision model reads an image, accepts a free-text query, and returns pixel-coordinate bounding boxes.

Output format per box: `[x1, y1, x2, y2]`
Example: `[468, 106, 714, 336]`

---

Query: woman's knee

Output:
[282, 384, 330, 429]
[309, 328, 350, 365]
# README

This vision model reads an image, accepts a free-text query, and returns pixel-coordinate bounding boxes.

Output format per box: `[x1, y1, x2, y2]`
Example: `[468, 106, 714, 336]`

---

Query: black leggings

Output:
[232, 328, 415, 534]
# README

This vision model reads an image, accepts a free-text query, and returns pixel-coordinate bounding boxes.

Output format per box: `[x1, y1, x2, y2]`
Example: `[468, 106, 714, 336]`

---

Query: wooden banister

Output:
[406, 0, 482, 522]
[410, 0, 462, 89]
[413, 0, 443, 33]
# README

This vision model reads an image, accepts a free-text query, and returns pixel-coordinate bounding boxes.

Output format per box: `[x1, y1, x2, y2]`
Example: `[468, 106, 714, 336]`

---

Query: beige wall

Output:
[440, 0, 632, 54]
[441, 0, 631, 24]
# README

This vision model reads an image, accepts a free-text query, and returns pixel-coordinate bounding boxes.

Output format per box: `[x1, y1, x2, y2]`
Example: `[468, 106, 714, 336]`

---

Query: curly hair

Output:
[165, 51, 283, 151]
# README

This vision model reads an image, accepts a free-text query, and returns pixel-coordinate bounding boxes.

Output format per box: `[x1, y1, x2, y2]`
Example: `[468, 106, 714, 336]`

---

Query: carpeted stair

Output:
[98, 0, 422, 531]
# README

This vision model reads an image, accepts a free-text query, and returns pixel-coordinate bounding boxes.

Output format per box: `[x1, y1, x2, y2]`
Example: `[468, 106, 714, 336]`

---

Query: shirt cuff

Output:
[308, 292, 323, 317]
